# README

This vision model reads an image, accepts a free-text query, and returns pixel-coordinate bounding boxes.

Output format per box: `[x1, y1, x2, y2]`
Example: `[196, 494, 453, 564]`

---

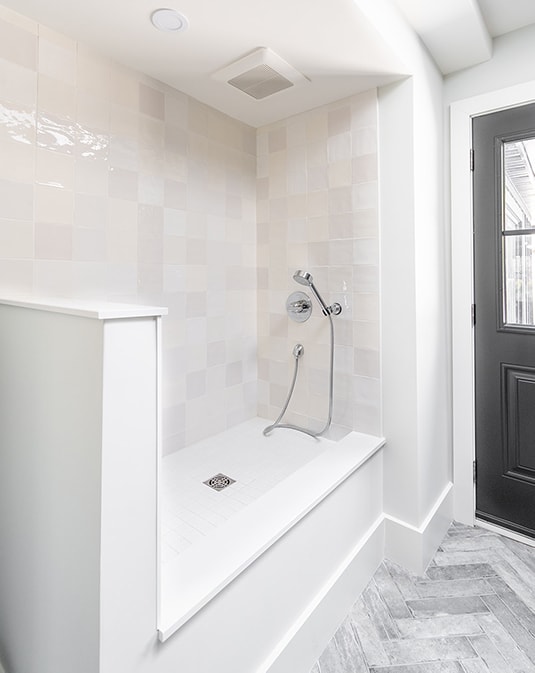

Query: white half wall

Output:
[0, 305, 103, 673]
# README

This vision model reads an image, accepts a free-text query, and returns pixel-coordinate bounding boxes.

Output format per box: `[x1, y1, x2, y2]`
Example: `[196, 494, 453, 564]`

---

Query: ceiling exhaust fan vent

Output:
[213, 47, 309, 100]
[228, 64, 294, 100]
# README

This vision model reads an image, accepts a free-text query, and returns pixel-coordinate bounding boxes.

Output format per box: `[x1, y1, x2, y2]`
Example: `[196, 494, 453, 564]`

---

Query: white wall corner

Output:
[384, 482, 453, 574]
[389, 0, 492, 75]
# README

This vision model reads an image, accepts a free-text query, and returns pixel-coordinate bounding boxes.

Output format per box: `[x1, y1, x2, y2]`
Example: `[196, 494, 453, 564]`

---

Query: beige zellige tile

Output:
[0, 17, 37, 70]
[108, 166, 138, 201]
[74, 193, 108, 229]
[353, 292, 380, 322]
[139, 83, 165, 121]
[352, 181, 378, 211]
[328, 132, 351, 163]
[354, 348, 380, 378]
[75, 156, 109, 195]
[0, 219, 33, 258]
[328, 106, 351, 136]
[38, 75, 76, 119]
[0, 5, 37, 33]
[0, 60, 37, 107]
[35, 183, 73, 224]
[76, 91, 110, 131]
[354, 237, 379, 266]
[0, 139, 35, 182]
[35, 221, 72, 260]
[353, 320, 380, 351]
[38, 25, 76, 50]
[109, 66, 139, 109]
[0, 259, 33, 292]
[328, 160, 352, 189]
[73, 226, 106, 262]
[36, 147, 74, 190]
[38, 31, 76, 85]
[77, 45, 110, 98]
[37, 111, 76, 155]
[305, 112, 328, 143]
[0, 179, 33, 221]
[110, 104, 139, 138]
[0, 103, 35, 146]
[34, 259, 73, 296]
[164, 91, 188, 129]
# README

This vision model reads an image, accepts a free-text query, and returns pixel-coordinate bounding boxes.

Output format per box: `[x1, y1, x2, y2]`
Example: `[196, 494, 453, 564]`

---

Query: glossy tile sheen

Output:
[313, 523, 535, 673]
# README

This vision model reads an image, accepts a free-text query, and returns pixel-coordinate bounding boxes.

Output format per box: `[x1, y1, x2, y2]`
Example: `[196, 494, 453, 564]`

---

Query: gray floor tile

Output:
[384, 560, 422, 600]
[374, 563, 413, 619]
[486, 576, 535, 637]
[406, 596, 490, 618]
[433, 550, 502, 566]
[317, 619, 369, 673]
[381, 637, 476, 666]
[425, 564, 498, 581]
[349, 597, 390, 667]
[480, 593, 535, 665]
[369, 663, 464, 673]
[460, 659, 492, 672]
[493, 560, 535, 614]
[476, 613, 534, 671]
[500, 537, 535, 576]
[468, 634, 514, 673]
[439, 535, 504, 553]
[362, 582, 401, 639]
[396, 615, 483, 639]
[311, 523, 535, 673]
[414, 578, 495, 599]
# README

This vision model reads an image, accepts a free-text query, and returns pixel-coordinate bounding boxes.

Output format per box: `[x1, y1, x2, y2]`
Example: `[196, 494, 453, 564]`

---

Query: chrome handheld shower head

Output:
[292, 269, 341, 317]
[293, 270, 313, 286]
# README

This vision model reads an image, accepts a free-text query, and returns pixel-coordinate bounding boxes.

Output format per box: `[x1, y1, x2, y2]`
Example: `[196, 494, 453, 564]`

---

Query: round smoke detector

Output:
[150, 8, 189, 32]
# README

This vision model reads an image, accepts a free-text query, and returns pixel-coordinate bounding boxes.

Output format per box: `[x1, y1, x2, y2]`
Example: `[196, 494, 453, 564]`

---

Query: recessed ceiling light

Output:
[150, 8, 189, 32]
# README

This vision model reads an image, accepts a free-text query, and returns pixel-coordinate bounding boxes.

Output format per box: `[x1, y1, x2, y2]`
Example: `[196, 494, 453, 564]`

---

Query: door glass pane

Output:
[503, 137, 535, 326]
[503, 234, 535, 326]
[504, 138, 535, 230]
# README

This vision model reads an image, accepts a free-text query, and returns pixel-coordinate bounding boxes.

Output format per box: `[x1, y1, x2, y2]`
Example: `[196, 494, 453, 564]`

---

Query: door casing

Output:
[450, 81, 535, 531]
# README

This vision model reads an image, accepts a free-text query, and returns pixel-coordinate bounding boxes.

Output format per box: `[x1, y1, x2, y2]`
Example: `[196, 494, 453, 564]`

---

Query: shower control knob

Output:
[286, 291, 312, 322]
[329, 302, 342, 316]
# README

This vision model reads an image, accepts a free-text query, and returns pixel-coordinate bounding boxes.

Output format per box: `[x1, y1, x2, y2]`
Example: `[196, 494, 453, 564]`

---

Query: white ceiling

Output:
[1, 0, 535, 127]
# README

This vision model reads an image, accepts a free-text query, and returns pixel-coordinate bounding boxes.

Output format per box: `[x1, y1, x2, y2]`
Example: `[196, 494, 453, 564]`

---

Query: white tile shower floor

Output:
[160, 417, 326, 564]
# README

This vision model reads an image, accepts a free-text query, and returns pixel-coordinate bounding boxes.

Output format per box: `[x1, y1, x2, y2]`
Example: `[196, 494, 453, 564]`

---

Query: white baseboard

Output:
[384, 483, 453, 575]
[263, 516, 385, 673]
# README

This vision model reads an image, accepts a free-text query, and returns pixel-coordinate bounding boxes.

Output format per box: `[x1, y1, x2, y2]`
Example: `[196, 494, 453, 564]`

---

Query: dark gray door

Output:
[473, 102, 535, 538]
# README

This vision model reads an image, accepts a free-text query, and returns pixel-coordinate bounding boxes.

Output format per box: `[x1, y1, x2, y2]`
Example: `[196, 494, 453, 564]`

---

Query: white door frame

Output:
[451, 81, 535, 525]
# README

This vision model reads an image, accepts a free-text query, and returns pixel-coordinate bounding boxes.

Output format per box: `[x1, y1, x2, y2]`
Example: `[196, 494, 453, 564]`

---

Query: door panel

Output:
[473, 102, 535, 538]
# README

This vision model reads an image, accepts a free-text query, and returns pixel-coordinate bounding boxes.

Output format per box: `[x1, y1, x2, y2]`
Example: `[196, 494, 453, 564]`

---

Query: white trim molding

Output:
[450, 81, 535, 525]
[384, 483, 453, 574]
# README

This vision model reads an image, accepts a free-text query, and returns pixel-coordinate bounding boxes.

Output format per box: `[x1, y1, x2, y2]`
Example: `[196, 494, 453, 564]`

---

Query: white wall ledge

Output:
[0, 295, 167, 320]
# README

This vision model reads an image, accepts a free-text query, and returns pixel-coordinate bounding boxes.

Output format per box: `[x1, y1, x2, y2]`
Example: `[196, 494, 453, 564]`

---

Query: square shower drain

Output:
[203, 473, 236, 491]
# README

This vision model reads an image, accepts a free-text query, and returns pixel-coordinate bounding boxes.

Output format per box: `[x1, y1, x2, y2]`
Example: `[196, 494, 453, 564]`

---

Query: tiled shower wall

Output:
[0, 7, 257, 451]
[256, 92, 381, 436]
[0, 5, 381, 448]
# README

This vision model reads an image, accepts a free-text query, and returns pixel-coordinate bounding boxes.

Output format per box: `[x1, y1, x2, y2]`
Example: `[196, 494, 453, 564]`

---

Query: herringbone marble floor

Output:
[311, 522, 535, 672]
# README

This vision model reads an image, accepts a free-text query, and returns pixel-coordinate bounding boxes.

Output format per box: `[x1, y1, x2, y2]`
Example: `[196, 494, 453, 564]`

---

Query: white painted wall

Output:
[444, 24, 535, 105]
[445, 25, 535, 524]
[357, 0, 452, 569]
[0, 305, 103, 673]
